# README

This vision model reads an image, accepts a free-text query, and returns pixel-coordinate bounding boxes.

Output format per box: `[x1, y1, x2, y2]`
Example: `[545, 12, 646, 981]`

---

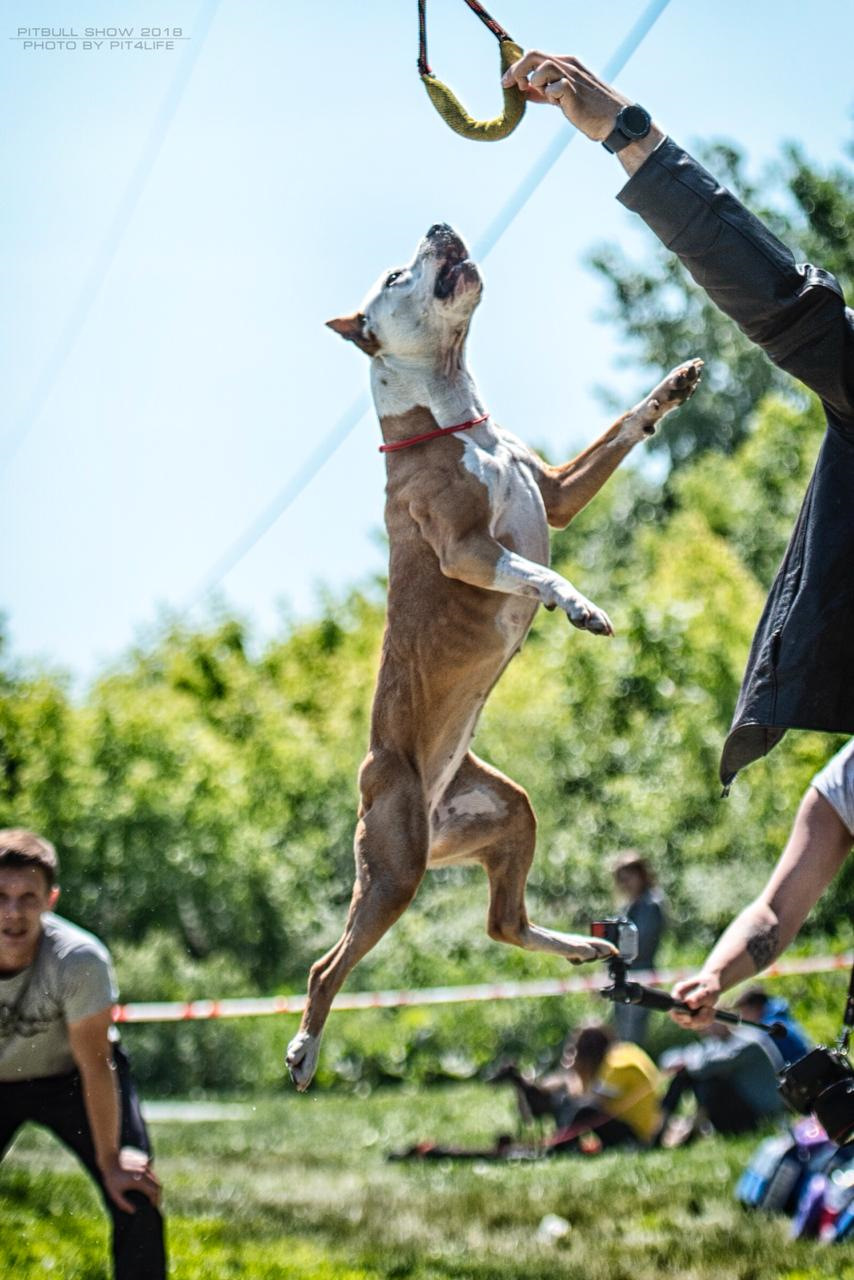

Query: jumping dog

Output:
[286, 224, 701, 1089]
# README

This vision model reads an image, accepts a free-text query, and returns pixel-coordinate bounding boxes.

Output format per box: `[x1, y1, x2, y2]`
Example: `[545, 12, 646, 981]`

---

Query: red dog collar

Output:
[379, 413, 489, 454]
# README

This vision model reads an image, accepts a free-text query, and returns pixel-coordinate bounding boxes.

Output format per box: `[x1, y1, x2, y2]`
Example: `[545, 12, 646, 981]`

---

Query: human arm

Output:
[502, 53, 854, 425]
[68, 1009, 161, 1212]
[671, 788, 852, 1028]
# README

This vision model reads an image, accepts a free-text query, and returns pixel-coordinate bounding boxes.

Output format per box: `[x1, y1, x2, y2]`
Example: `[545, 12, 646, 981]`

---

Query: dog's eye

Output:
[384, 271, 401, 288]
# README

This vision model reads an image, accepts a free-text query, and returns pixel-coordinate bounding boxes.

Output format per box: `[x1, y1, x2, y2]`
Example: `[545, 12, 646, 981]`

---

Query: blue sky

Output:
[3, 0, 853, 681]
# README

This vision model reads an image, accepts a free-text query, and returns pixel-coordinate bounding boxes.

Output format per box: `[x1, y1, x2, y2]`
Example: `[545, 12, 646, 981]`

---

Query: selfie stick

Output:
[599, 968, 787, 1040]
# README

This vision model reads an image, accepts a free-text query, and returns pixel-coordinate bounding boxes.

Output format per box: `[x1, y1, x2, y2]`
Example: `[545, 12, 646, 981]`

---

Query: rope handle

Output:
[417, 0, 526, 142]
[418, 0, 512, 75]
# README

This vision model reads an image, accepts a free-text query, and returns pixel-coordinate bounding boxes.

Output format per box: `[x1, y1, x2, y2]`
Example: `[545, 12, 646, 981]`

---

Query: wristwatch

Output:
[602, 103, 652, 154]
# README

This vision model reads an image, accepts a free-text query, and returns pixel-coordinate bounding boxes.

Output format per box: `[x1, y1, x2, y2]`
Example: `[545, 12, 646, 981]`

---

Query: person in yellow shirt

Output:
[550, 1023, 661, 1152]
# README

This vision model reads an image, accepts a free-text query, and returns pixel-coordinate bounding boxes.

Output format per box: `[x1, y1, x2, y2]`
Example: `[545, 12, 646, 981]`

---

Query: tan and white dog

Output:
[286, 223, 701, 1090]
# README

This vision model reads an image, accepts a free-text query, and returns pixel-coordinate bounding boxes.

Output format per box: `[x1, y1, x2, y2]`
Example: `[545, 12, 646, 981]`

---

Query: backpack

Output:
[791, 1142, 854, 1241]
[736, 1117, 835, 1216]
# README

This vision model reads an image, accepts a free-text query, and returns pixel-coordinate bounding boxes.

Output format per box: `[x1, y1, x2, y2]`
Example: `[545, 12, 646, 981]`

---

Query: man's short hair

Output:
[0, 828, 59, 889]
[734, 986, 768, 1010]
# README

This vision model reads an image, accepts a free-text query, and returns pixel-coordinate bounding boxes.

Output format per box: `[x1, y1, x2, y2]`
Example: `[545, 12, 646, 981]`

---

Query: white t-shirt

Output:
[0, 913, 118, 1082]
[812, 738, 854, 837]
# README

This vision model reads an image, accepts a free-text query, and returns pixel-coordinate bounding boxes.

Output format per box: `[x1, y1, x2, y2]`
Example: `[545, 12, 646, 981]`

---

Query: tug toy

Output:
[418, 0, 526, 141]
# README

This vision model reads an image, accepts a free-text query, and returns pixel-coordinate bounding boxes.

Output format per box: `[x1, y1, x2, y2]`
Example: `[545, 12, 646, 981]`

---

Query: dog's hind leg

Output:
[286, 749, 428, 1091]
[430, 754, 614, 964]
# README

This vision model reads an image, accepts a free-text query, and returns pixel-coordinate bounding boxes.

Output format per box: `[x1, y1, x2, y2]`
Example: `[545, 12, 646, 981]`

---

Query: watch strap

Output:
[602, 126, 634, 154]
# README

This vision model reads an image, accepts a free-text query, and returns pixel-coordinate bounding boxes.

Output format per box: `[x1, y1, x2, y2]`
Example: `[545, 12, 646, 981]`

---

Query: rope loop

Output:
[417, 0, 526, 142]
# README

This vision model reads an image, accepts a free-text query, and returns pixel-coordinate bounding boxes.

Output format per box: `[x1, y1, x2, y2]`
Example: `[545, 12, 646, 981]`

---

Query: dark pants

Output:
[660, 1068, 763, 1136]
[0, 1047, 167, 1279]
[548, 1104, 638, 1154]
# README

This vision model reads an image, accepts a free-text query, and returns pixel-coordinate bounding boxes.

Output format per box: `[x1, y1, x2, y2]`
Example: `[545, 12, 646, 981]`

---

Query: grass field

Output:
[4, 1082, 854, 1280]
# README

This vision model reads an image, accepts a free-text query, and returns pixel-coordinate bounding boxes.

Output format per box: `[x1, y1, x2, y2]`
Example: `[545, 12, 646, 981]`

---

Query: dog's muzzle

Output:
[427, 224, 480, 300]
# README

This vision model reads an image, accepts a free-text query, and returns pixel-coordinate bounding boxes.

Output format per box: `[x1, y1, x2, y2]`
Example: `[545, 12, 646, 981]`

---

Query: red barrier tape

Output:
[112, 952, 854, 1024]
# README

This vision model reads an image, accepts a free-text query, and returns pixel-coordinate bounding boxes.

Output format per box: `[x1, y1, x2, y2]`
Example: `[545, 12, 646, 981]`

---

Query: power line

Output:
[192, 0, 673, 601]
[1, 0, 223, 473]
[188, 390, 370, 606]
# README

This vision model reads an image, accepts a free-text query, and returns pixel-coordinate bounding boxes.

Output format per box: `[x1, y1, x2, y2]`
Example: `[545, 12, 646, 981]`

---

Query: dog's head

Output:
[327, 224, 482, 363]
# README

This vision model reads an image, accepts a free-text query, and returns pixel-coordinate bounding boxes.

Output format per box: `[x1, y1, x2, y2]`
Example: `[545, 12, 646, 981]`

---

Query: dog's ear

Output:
[326, 312, 381, 357]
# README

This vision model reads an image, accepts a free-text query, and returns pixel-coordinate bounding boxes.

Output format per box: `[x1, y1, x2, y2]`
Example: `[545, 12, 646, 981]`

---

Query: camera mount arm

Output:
[590, 918, 786, 1039]
[836, 958, 854, 1054]
[599, 961, 786, 1039]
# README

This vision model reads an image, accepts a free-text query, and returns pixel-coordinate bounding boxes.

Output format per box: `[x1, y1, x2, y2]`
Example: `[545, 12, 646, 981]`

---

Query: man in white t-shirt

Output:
[0, 828, 166, 1279]
[670, 741, 854, 1029]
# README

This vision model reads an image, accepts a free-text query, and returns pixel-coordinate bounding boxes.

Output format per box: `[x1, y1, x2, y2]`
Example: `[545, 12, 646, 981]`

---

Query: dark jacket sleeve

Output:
[618, 138, 854, 433]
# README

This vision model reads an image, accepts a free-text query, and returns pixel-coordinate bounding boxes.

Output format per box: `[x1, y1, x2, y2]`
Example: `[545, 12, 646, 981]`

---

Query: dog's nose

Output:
[426, 223, 453, 239]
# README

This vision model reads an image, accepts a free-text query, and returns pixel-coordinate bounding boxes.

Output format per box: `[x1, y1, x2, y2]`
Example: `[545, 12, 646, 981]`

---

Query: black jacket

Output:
[618, 138, 854, 787]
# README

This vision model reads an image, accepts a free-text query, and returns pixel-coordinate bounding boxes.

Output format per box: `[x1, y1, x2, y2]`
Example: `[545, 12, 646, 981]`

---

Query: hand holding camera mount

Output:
[592, 917, 786, 1036]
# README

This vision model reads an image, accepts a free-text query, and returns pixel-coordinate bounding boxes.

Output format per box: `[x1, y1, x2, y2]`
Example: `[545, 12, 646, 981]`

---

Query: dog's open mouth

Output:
[434, 257, 481, 300]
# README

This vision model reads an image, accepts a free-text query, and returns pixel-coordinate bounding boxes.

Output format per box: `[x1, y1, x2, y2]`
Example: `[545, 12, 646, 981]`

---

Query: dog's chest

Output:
[460, 434, 549, 563]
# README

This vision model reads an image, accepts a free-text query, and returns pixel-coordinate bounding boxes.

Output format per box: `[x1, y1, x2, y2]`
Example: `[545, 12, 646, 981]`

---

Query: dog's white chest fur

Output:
[461, 426, 550, 647]
[460, 428, 549, 562]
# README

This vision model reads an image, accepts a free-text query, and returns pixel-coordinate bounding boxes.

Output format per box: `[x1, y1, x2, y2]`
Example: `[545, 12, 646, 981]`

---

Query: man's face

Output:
[615, 867, 644, 898]
[0, 867, 58, 972]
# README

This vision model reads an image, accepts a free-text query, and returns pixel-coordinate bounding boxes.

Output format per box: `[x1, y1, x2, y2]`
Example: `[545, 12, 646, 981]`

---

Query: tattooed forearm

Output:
[746, 922, 780, 972]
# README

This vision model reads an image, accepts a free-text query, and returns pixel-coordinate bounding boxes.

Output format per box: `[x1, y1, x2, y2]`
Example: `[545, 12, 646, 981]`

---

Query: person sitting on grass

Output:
[549, 1022, 661, 1153]
[0, 828, 166, 1280]
[654, 1019, 784, 1147]
[391, 1023, 660, 1161]
[732, 985, 812, 1068]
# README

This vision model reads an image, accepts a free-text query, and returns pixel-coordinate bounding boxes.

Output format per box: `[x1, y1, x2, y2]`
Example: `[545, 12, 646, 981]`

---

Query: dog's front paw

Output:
[286, 1030, 321, 1092]
[562, 591, 614, 638]
[664, 357, 703, 405]
[643, 358, 704, 434]
[650, 355, 706, 419]
[562, 933, 619, 965]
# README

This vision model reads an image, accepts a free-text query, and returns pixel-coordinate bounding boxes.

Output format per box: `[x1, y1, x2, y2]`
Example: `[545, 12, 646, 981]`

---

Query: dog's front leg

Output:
[537, 358, 703, 528]
[410, 502, 613, 635]
[487, 543, 614, 635]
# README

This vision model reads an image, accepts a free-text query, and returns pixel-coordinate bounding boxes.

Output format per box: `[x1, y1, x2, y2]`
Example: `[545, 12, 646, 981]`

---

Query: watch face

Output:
[620, 104, 651, 139]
